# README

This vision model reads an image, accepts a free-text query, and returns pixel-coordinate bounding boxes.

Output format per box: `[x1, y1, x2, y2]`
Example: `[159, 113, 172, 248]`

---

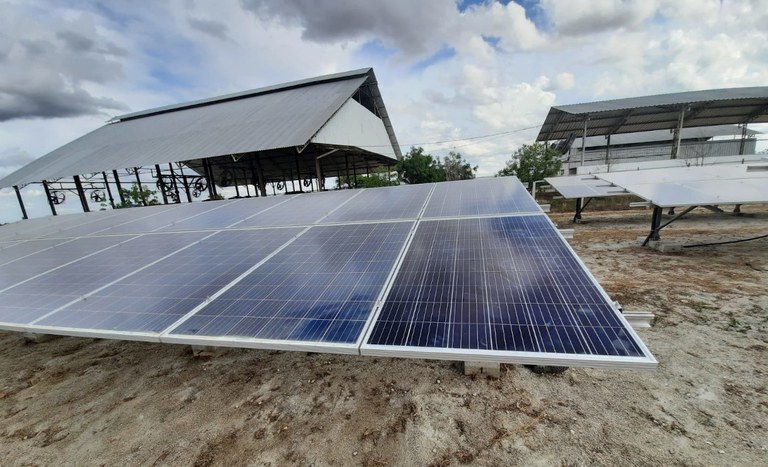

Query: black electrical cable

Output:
[683, 233, 768, 248]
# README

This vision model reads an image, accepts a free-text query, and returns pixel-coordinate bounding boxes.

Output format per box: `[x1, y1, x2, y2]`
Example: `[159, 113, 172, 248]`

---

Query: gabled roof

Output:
[537, 87, 768, 142]
[1, 68, 400, 187]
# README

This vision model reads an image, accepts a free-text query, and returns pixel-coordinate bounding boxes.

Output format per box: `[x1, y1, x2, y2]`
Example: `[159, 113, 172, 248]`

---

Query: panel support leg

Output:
[43, 181, 57, 216]
[101, 172, 115, 209]
[112, 170, 124, 205]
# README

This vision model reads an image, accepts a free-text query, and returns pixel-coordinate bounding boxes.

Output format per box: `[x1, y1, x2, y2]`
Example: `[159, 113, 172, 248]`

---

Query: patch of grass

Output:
[689, 300, 714, 313]
[727, 318, 752, 333]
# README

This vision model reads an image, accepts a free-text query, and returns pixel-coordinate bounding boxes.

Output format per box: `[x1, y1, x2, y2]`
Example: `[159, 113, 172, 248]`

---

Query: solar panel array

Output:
[0, 178, 656, 369]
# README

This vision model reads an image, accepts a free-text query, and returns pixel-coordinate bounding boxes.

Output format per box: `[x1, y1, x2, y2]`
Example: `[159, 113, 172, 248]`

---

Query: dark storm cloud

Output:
[0, 87, 128, 122]
[56, 30, 96, 52]
[240, 0, 453, 57]
[187, 16, 231, 41]
[0, 7, 129, 122]
[0, 148, 37, 178]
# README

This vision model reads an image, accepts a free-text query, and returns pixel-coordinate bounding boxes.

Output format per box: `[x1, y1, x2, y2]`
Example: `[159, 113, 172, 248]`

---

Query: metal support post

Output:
[134, 168, 147, 206]
[573, 197, 592, 223]
[315, 157, 323, 191]
[739, 123, 748, 155]
[179, 166, 192, 202]
[13, 185, 28, 220]
[112, 170, 124, 205]
[248, 158, 260, 197]
[73, 175, 90, 212]
[203, 159, 217, 199]
[101, 172, 115, 209]
[42, 181, 57, 216]
[294, 154, 303, 193]
[605, 134, 611, 169]
[345, 154, 350, 188]
[155, 164, 169, 204]
[255, 156, 267, 197]
[580, 115, 588, 166]
[670, 107, 685, 160]
[168, 163, 181, 203]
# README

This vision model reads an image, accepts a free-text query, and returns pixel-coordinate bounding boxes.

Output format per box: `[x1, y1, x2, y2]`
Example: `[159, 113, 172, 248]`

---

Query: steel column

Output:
[73, 175, 90, 212]
[168, 163, 181, 203]
[255, 156, 267, 197]
[155, 164, 169, 204]
[294, 154, 303, 193]
[112, 170, 124, 205]
[580, 116, 588, 166]
[670, 107, 685, 160]
[739, 123, 748, 155]
[13, 185, 28, 220]
[134, 168, 147, 206]
[42, 181, 57, 216]
[101, 172, 115, 209]
[180, 166, 192, 202]
[604, 134, 611, 169]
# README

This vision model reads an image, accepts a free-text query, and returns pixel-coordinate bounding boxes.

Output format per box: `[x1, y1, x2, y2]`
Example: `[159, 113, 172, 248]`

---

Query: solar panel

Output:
[164, 222, 413, 352]
[39, 205, 179, 238]
[0, 177, 656, 369]
[0, 236, 129, 291]
[0, 233, 207, 325]
[423, 177, 541, 218]
[321, 184, 433, 223]
[156, 197, 288, 232]
[597, 163, 768, 207]
[545, 175, 630, 199]
[34, 228, 303, 337]
[362, 215, 655, 368]
[91, 201, 233, 235]
[235, 190, 359, 227]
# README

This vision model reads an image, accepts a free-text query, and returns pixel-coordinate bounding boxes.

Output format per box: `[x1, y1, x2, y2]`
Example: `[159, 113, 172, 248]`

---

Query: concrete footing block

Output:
[463, 361, 501, 378]
[23, 333, 60, 344]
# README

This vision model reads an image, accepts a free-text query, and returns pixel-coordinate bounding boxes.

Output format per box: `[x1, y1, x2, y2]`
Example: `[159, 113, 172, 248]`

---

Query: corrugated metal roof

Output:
[0, 68, 400, 188]
[537, 87, 768, 142]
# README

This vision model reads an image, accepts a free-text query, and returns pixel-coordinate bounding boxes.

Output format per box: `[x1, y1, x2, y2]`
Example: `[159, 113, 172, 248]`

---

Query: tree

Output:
[335, 168, 399, 189]
[497, 143, 562, 189]
[396, 147, 445, 184]
[440, 151, 477, 181]
[116, 184, 159, 208]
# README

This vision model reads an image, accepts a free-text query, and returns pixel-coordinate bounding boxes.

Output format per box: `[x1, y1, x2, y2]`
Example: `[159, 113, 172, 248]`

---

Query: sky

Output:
[1, 0, 768, 223]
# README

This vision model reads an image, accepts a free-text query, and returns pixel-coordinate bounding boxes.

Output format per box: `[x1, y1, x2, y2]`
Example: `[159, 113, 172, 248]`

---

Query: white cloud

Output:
[1, 0, 768, 221]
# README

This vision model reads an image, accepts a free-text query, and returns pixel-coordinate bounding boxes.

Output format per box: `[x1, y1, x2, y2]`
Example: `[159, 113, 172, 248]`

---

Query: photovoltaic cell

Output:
[321, 184, 432, 223]
[168, 222, 413, 345]
[37, 207, 174, 239]
[0, 233, 207, 324]
[0, 236, 129, 290]
[365, 215, 646, 359]
[235, 190, 357, 227]
[37, 228, 303, 334]
[423, 177, 541, 218]
[91, 201, 228, 235]
[157, 197, 288, 232]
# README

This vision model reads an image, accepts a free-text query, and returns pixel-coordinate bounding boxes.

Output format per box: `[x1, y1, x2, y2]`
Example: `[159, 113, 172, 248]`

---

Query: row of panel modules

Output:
[0, 178, 656, 369]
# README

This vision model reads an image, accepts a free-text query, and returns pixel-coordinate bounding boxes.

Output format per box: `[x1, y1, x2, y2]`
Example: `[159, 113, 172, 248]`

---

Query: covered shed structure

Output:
[537, 86, 768, 166]
[0, 68, 401, 218]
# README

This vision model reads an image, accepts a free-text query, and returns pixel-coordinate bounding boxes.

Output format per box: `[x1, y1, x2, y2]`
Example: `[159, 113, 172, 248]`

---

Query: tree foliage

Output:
[441, 151, 477, 181]
[497, 143, 562, 188]
[116, 184, 159, 208]
[335, 168, 399, 189]
[396, 147, 445, 184]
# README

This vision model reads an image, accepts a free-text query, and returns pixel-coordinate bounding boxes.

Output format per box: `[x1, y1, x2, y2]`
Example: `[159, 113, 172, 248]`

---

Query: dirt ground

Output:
[1, 205, 766, 466]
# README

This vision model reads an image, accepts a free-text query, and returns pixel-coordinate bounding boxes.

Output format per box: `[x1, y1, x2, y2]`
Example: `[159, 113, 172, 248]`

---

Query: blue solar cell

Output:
[366, 215, 645, 358]
[423, 177, 541, 217]
[0, 236, 129, 291]
[36, 228, 303, 333]
[0, 232, 207, 325]
[157, 197, 289, 232]
[235, 190, 357, 227]
[321, 184, 433, 223]
[93, 202, 226, 235]
[168, 222, 413, 344]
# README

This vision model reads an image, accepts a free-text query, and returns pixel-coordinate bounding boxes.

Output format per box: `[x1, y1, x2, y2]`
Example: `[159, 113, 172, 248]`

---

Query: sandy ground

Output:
[1, 205, 767, 466]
